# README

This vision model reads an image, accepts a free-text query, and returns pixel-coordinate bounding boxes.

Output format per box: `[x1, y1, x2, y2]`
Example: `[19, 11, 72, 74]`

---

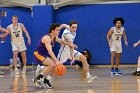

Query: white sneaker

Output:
[87, 75, 97, 83]
[21, 67, 26, 74]
[15, 69, 20, 75]
[47, 75, 54, 84]
[36, 65, 41, 76]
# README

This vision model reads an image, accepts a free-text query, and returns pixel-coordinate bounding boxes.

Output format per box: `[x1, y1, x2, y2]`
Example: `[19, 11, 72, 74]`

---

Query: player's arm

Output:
[0, 27, 9, 38]
[69, 41, 75, 65]
[134, 40, 140, 47]
[122, 30, 128, 46]
[42, 36, 60, 65]
[106, 28, 113, 48]
[0, 27, 9, 34]
[55, 36, 74, 48]
[20, 23, 31, 45]
[60, 24, 70, 30]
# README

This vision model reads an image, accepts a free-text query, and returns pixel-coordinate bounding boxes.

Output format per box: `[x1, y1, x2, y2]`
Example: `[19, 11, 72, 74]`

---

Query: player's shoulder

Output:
[63, 29, 71, 34]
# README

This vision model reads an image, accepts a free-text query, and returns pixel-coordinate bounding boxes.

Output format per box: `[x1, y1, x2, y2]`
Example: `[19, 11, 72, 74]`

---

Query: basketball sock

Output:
[47, 75, 52, 80]
[86, 72, 91, 78]
[37, 74, 44, 79]
[137, 68, 140, 71]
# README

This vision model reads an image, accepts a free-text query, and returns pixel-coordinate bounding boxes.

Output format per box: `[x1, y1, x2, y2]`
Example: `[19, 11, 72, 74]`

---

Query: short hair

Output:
[113, 17, 124, 25]
[49, 23, 60, 33]
[12, 15, 18, 19]
[69, 20, 78, 27]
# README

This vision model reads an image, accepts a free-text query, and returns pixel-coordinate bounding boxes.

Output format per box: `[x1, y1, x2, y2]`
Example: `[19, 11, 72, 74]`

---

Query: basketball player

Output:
[132, 40, 140, 76]
[6, 15, 31, 75]
[33, 23, 74, 88]
[57, 20, 97, 83]
[106, 17, 128, 75]
[0, 26, 9, 75]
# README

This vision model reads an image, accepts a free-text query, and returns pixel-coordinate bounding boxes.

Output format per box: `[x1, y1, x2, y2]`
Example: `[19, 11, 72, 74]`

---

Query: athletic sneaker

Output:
[33, 77, 42, 87]
[47, 75, 54, 84]
[87, 75, 97, 83]
[0, 70, 4, 75]
[115, 69, 122, 74]
[132, 71, 140, 76]
[43, 77, 53, 89]
[111, 69, 116, 75]
[21, 67, 26, 74]
[15, 69, 20, 75]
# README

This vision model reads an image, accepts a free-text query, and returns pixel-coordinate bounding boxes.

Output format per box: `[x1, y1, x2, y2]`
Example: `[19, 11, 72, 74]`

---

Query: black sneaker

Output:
[132, 71, 140, 76]
[32, 77, 42, 87]
[43, 77, 53, 89]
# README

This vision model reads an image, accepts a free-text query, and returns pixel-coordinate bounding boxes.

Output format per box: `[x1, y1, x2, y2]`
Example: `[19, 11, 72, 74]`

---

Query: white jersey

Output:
[60, 28, 76, 51]
[57, 29, 82, 63]
[9, 23, 24, 43]
[110, 26, 124, 45]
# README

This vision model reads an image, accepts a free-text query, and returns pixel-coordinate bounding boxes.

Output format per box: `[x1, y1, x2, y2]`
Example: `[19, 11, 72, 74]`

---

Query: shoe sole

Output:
[88, 76, 97, 83]
[32, 78, 42, 88]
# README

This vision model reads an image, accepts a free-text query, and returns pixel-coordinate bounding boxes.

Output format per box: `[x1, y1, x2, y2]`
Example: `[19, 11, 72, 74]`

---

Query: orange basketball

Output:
[55, 64, 66, 76]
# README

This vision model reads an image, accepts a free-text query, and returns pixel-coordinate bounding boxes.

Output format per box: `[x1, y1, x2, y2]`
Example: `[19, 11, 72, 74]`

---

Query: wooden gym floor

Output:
[0, 65, 139, 93]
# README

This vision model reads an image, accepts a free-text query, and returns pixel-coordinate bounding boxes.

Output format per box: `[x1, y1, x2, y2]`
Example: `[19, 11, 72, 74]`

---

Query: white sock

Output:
[86, 72, 91, 78]
[15, 68, 18, 70]
[47, 75, 53, 80]
[137, 68, 140, 71]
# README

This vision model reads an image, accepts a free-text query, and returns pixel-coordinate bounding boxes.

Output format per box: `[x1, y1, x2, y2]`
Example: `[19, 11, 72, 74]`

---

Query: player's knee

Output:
[50, 62, 56, 68]
[80, 55, 88, 64]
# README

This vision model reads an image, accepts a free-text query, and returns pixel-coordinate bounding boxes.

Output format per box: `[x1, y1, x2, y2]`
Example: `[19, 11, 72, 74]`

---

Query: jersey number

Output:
[116, 36, 119, 40]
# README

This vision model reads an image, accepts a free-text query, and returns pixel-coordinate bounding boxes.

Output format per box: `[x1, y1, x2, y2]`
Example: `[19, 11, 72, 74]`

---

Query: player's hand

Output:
[74, 44, 78, 49]
[125, 41, 128, 47]
[133, 43, 138, 47]
[27, 39, 31, 45]
[5, 30, 9, 35]
[55, 60, 61, 65]
[70, 59, 75, 65]
[60, 24, 70, 29]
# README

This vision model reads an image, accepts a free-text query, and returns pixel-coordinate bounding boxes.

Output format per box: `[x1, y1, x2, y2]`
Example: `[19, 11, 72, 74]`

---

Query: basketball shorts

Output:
[110, 43, 122, 53]
[11, 41, 27, 52]
[57, 49, 82, 63]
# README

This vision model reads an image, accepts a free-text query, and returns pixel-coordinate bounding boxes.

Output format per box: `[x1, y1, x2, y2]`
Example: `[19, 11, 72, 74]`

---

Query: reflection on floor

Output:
[0, 66, 139, 93]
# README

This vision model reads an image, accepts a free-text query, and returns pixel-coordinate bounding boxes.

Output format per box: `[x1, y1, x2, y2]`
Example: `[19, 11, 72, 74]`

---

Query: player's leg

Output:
[33, 57, 55, 88]
[74, 50, 97, 82]
[115, 45, 122, 74]
[13, 50, 20, 75]
[132, 56, 140, 76]
[19, 42, 27, 74]
[115, 53, 122, 74]
[110, 52, 116, 75]
[20, 51, 27, 74]
[110, 43, 117, 75]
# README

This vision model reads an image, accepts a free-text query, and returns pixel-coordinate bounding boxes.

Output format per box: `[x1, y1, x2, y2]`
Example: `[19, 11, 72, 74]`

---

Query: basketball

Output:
[55, 64, 66, 76]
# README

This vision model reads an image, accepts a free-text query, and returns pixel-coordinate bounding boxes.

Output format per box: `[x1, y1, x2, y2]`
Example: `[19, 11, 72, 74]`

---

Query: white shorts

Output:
[110, 43, 122, 53]
[57, 49, 82, 63]
[11, 41, 27, 52]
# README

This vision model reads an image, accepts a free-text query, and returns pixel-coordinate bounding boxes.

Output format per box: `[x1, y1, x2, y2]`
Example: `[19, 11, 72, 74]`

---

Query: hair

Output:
[12, 15, 18, 19]
[113, 17, 124, 25]
[69, 20, 78, 27]
[49, 23, 60, 33]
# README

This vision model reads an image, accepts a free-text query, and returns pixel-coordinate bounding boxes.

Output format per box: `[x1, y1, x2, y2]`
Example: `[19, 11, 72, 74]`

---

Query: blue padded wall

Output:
[0, 7, 32, 65]
[55, 4, 140, 64]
